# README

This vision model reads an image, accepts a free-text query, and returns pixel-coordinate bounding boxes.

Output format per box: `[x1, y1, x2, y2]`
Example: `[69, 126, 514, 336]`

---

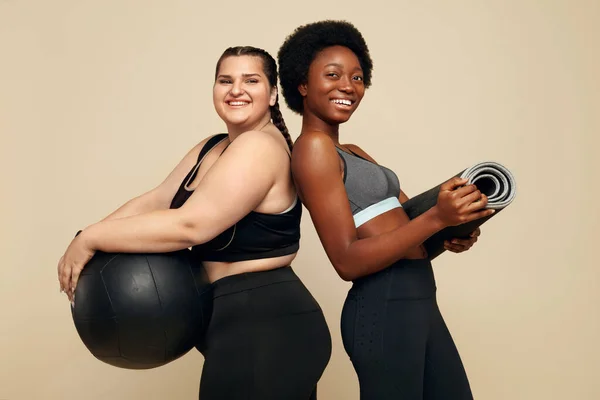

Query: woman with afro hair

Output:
[278, 20, 492, 399]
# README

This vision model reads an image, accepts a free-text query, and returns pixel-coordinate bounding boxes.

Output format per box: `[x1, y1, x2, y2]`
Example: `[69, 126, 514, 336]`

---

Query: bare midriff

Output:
[356, 207, 428, 260]
[203, 253, 297, 283]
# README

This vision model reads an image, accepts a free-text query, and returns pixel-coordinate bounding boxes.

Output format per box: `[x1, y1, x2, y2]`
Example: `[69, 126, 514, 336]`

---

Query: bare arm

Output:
[292, 133, 492, 281]
[81, 131, 284, 254]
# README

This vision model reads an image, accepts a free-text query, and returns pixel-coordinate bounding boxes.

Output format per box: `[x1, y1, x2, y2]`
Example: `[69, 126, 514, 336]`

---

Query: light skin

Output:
[291, 45, 492, 281]
[57, 55, 297, 301]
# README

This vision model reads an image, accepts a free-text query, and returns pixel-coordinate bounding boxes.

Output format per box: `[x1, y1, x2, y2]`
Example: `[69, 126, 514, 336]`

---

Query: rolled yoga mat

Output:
[401, 161, 516, 259]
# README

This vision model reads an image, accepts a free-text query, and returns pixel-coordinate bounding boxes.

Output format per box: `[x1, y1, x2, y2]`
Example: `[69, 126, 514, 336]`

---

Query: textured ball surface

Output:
[71, 250, 212, 369]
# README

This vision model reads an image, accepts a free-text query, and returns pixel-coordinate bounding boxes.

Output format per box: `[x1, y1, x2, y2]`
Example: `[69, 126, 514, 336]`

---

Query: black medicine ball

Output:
[71, 250, 212, 369]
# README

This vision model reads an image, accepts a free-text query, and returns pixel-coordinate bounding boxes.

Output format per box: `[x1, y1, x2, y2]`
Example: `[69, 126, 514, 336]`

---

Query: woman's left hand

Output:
[443, 227, 481, 253]
[57, 232, 95, 302]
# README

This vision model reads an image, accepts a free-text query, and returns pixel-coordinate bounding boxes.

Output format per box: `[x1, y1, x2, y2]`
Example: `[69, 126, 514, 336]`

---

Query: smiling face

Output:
[299, 45, 365, 126]
[213, 55, 277, 133]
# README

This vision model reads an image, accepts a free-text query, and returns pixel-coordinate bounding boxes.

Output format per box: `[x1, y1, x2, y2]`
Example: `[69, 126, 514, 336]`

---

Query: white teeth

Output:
[332, 99, 352, 106]
[229, 101, 249, 106]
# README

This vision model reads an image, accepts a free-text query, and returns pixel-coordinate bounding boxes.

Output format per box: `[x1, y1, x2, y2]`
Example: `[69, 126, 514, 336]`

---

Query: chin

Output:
[328, 112, 353, 125]
[222, 114, 250, 126]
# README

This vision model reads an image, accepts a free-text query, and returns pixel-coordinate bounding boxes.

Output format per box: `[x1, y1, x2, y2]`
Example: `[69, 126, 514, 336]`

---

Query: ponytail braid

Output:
[270, 97, 293, 151]
[215, 46, 293, 151]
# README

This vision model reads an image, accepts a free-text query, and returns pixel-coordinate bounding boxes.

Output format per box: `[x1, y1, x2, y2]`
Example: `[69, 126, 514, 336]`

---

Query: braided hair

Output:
[215, 46, 293, 151]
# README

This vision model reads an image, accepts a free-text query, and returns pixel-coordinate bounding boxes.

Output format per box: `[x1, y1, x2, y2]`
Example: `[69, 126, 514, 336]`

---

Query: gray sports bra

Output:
[337, 147, 402, 227]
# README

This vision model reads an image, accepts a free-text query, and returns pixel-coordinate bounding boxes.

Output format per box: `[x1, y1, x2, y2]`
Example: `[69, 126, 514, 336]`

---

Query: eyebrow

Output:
[217, 73, 262, 79]
[324, 63, 363, 72]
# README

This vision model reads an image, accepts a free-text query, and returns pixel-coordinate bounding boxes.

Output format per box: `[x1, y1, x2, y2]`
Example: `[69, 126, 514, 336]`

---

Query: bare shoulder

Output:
[229, 130, 283, 153]
[293, 131, 337, 157]
[291, 131, 343, 189]
[218, 130, 288, 179]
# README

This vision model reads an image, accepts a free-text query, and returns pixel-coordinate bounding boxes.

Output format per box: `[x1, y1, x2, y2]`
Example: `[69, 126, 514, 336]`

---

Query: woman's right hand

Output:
[434, 177, 494, 227]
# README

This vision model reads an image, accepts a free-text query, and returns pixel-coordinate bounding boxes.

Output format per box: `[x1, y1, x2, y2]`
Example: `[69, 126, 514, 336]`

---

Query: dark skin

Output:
[292, 46, 492, 281]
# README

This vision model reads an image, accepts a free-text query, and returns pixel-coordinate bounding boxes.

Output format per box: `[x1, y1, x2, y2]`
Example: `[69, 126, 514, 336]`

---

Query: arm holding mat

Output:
[402, 161, 516, 259]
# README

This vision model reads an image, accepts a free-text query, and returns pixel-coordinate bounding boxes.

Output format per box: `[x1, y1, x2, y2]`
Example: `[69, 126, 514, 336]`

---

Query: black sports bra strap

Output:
[197, 133, 229, 163]
[186, 133, 229, 185]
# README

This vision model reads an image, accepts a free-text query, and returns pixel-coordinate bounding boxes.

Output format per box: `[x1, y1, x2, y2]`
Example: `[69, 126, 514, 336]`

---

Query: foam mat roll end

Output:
[402, 161, 516, 259]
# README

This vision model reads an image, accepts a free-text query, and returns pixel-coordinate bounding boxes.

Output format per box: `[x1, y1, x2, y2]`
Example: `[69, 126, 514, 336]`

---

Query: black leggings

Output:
[199, 266, 332, 399]
[341, 259, 473, 400]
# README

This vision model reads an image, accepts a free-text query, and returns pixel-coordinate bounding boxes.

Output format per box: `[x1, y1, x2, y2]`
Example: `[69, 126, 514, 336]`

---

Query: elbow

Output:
[334, 262, 357, 282]
[179, 212, 224, 247]
[178, 213, 205, 247]
[182, 222, 207, 247]
[183, 227, 202, 247]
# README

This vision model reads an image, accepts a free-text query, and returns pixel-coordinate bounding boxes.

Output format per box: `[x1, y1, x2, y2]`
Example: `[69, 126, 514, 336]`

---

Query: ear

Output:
[298, 82, 308, 97]
[269, 86, 278, 107]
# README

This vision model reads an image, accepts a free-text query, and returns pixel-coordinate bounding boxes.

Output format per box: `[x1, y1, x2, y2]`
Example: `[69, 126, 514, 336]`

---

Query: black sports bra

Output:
[170, 133, 302, 262]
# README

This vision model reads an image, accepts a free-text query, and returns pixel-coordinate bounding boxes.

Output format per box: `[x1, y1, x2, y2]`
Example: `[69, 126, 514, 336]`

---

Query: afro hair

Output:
[277, 20, 374, 115]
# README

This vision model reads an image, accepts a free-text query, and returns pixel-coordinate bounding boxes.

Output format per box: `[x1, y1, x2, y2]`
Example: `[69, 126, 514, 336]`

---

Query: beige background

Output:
[1, 0, 599, 399]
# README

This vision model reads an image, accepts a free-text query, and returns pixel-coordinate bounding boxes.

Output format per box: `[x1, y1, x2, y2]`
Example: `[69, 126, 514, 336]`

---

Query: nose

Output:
[337, 75, 355, 94]
[230, 81, 244, 97]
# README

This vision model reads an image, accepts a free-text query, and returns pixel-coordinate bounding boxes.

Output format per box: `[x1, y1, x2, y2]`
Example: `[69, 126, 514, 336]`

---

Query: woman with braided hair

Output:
[57, 46, 331, 399]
